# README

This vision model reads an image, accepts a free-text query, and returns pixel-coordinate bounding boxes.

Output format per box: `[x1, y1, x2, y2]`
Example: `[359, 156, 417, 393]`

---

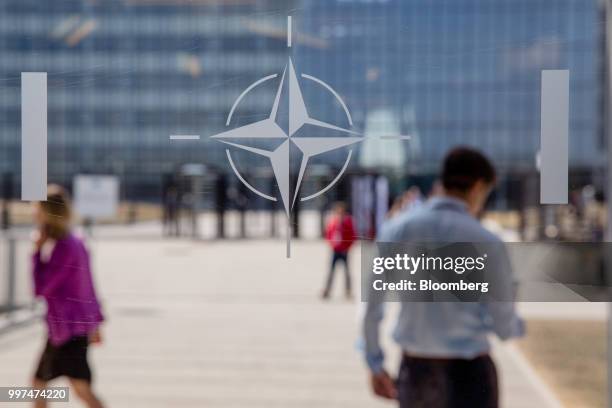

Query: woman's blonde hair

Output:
[39, 184, 72, 239]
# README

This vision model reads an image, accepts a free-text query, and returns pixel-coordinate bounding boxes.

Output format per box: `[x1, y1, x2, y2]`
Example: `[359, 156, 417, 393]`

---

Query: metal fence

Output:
[0, 232, 36, 315]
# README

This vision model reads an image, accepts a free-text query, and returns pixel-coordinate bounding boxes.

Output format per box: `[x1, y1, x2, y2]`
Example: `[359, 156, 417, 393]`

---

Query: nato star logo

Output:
[210, 19, 363, 256]
[172, 16, 409, 257]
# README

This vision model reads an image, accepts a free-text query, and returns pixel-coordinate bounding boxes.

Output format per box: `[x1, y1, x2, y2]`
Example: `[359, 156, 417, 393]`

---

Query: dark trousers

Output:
[163, 208, 179, 236]
[398, 354, 498, 408]
[324, 251, 351, 293]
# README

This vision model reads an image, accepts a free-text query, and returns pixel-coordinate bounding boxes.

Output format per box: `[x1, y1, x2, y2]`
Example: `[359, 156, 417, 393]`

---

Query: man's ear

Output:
[472, 179, 492, 195]
[465, 180, 491, 216]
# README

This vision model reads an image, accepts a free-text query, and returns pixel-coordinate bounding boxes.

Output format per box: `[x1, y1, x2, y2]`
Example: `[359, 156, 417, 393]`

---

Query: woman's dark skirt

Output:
[34, 336, 92, 383]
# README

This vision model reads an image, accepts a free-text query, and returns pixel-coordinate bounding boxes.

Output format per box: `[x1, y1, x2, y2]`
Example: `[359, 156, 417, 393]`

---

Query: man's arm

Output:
[484, 243, 525, 339]
[362, 300, 385, 373]
[361, 300, 397, 399]
[484, 302, 525, 340]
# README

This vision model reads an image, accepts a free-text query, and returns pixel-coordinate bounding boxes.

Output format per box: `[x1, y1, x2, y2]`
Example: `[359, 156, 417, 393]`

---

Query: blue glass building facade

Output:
[0, 0, 605, 200]
[0, 0, 296, 198]
[297, 0, 604, 173]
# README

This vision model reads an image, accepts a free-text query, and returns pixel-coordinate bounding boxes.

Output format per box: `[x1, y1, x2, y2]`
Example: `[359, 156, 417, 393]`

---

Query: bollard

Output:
[292, 197, 300, 238]
[0, 202, 8, 231]
[6, 235, 16, 312]
[215, 175, 227, 239]
[1, 172, 14, 230]
[191, 176, 199, 239]
[269, 177, 276, 238]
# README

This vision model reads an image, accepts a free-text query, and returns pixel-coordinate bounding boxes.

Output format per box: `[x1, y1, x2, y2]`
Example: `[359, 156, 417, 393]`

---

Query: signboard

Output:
[73, 175, 119, 219]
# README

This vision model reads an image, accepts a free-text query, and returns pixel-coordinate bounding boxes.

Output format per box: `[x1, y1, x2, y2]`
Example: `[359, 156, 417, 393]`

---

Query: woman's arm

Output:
[32, 251, 44, 297]
[35, 241, 76, 298]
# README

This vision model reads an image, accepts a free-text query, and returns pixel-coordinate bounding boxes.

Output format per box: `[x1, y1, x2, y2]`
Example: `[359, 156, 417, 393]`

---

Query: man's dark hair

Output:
[441, 147, 496, 192]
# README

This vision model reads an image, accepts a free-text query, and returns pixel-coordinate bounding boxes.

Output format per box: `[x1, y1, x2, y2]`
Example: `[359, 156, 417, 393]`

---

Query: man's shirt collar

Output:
[428, 196, 469, 214]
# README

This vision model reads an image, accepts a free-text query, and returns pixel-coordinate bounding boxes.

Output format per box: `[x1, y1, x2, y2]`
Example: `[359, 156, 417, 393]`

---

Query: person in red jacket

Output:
[322, 202, 356, 299]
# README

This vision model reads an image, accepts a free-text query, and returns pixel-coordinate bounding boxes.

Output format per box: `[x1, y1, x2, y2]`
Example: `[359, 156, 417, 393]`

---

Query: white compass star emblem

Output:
[170, 16, 410, 257]
[211, 56, 363, 216]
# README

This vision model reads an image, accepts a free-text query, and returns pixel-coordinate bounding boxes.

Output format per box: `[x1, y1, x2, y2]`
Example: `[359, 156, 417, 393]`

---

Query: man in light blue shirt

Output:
[361, 147, 524, 408]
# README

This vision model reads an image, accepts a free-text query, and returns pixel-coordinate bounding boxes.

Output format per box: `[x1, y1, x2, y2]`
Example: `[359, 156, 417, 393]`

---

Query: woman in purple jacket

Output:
[31, 185, 105, 408]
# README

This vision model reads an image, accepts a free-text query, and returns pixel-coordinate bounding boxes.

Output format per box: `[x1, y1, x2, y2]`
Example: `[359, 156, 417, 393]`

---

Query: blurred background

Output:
[0, 0, 609, 407]
[0, 0, 607, 241]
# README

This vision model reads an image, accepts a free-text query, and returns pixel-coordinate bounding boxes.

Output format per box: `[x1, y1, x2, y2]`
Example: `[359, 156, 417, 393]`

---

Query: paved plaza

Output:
[0, 235, 566, 407]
